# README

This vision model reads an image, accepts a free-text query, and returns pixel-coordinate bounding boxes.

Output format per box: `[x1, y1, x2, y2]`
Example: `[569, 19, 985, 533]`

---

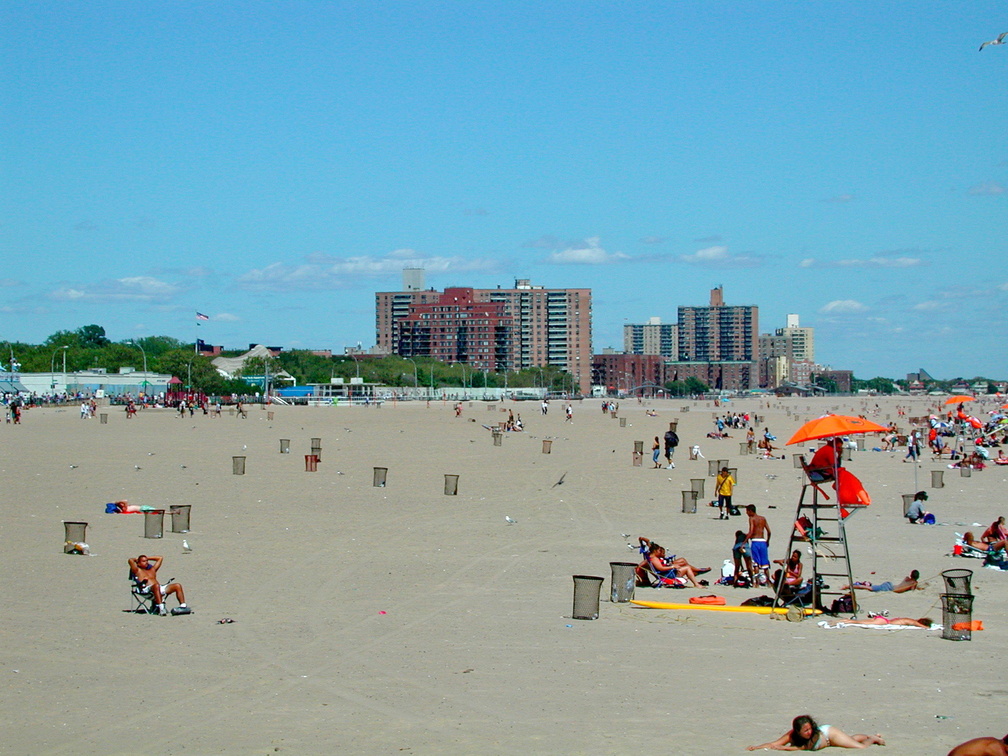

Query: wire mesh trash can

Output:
[170, 505, 191, 533]
[572, 575, 604, 620]
[609, 562, 637, 603]
[63, 521, 88, 553]
[619, 417, 627, 427]
[681, 490, 698, 513]
[267, 411, 274, 420]
[728, 467, 738, 482]
[280, 438, 290, 454]
[960, 465, 971, 478]
[541, 439, 552, 454]
[739, 442, 748, 455]
[100, 413, 108, 424]
[444, 474, 459, 495]
[492, 429, 502, 446]
[310, 438, 322, 462]
[940, 593, 975, 641]
[931, 469, 944, 488]
[793, 454, 805, 469]
[942, 568, 972, 596]
[634, 440, 644, 454]
[668, 420, 678, 432]
[708, 460, 719, 476]
[690, 478, 705, 498]
[373, 467, 388, 487]
[232, 456, 246, 475]
[902, 494, 916, 515]
[305, 454, 318, 472]
[144, 510, 164, 539]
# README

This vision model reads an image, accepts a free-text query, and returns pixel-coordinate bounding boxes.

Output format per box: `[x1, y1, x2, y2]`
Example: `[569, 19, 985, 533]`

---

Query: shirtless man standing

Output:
[129, 554, 190, 616]
[745, 505, 772, 586]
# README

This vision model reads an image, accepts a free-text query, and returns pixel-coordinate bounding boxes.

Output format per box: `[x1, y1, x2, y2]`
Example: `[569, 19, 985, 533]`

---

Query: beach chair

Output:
[128, 573, 173, 614]
[635, 541, 686, 588]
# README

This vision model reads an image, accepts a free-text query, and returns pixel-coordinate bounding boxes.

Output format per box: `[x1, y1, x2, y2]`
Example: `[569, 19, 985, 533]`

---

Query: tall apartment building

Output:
[623, 317, 678, 357]
[670, 286, 759, 390]
[759, 313, 816, 387]
[394, 288, 511, 371]
[376, 272, 592, 392]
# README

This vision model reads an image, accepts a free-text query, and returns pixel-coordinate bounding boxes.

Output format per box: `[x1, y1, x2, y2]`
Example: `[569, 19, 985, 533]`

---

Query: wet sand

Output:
[1, 395, 1005, 755]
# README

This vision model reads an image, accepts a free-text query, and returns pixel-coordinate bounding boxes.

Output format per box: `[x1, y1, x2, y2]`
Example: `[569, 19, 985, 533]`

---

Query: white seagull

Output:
[182, 539, 192, 553]
[979, 32, 1007, 51]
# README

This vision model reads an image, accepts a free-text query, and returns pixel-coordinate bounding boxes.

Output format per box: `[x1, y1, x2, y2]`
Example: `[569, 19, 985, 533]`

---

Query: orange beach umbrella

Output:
[786, 414, 889, 446]
[944, 395, 975, 405]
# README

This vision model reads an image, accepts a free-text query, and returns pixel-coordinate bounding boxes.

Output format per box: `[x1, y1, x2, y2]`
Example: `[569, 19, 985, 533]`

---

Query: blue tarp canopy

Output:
[275, 386, 314, 397]
[0, 380, 28, 393]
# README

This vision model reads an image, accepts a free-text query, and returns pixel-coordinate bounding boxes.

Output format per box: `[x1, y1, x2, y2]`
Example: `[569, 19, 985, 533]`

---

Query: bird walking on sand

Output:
[979, 31, 1007, 50]
[183, 539, 192, 553]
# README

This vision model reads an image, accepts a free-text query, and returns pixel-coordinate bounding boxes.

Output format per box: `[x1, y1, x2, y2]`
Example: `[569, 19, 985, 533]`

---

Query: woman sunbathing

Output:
[981, 517, 1008, 549]
[638, 538, 708, 588]
[747, 714, 885, 750]
[825, 616, 933, 628]
[963, 532, 1005, 553]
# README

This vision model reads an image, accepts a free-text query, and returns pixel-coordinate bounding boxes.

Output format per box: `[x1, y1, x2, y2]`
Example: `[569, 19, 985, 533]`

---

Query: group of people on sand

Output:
[747, 714, 1007, 753]
[961, 516, 1008, 554]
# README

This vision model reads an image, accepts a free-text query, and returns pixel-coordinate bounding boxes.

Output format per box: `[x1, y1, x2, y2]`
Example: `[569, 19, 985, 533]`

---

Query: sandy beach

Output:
[1, 395, 1005, 755]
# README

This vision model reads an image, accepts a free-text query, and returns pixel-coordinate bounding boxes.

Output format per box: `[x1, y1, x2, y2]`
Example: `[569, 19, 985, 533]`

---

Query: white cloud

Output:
[238, 251, 498, 291]
[679, 245, 761, 267]
[802, 252, 924, 269]
[213, 312, 240, 322]
[49, 276, 180, 303]
[547, 237, 628, 265]
[967, 181, 1006, 196]
[819, 299, 868, 315]
[998, 282, 1008, 292]
[912, 300, 944, 311]
[639, 235, 666, 245]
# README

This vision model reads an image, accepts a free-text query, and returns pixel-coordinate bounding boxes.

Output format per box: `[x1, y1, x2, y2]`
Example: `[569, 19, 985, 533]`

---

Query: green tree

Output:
[684, 376, 709, 395]
[76, 324, 110, 348]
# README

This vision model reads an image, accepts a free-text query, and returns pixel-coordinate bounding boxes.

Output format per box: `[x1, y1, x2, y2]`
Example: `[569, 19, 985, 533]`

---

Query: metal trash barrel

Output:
[444, 474, 459, 495]
[144, 510, 164, 539]
[310, 438, 321, 462]
[280, 439, 290, 454]
[232, 456, 246, 475]
[542, 439, 552, 454]
[668, 420, 678, 431]
[572, 575, 604, 620]
[708, 460, 719, 476]
[739, 442, 748, 455]
[940, 593, 975, 641]
[619, 417, 627, 427]
[690, 478, 705, 498]
[100, 413, 108, 424]
[902, 494, 916, 516]
[267, 411, 274, 420]
[960, 465, 971, 478]
[609, 562, 637, 603]
[728, 467, 738, 482]
[170, 505, 191, 533]
[793, 454, 805, 469]
[373, 467, 388, 487]
[681, 490, 698, 513]
[305, 454, 318, 472]
[492, 429, 502, 446]
[931, 469, 944, 488]
[63, 521, 88, 553]
[942, 568, 972, 596]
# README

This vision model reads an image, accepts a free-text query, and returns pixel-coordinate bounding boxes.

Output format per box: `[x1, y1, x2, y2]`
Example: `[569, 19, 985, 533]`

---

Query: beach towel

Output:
[817, 621, 940, 631]
[951, 620, 983, 632]
[689, 595, 726, 605]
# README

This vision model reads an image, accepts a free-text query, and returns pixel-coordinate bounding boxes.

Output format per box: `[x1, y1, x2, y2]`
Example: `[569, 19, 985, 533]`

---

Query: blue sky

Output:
[2, 2, 1005, 378]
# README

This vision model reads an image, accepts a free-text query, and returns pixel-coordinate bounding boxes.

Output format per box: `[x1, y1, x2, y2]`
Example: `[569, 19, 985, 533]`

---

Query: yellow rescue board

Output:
[630, 600, 821, 615]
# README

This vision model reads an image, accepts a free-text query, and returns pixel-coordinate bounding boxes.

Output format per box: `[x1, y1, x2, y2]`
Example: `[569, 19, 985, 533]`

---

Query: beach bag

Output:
[830, 594, 854, 614]
[741, 595, 774, 607]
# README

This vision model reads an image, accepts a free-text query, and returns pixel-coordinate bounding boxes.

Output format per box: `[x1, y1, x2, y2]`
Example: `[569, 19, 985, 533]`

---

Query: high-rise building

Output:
[623, 317, 678, 357]
[669, 286, 759, 390]
[394, 288, 511, 371]
[376, 273, 592, 392]
[759, 313, 815, 387]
